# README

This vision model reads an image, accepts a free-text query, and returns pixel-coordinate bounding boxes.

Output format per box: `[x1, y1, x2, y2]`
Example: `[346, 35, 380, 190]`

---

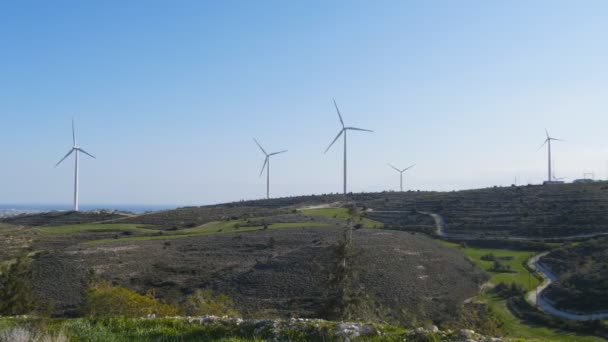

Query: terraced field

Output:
[360, 183, 608, 238]
[541, 238, 608, 313]
[176, 182, 608, 238]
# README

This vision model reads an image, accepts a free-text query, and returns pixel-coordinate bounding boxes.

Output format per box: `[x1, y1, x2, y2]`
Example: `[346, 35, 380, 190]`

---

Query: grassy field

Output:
[83, 220, 331, 244]
[443, 242, 603, 342]
[37, 223, 154, 235]
[301, 208, 383, 228]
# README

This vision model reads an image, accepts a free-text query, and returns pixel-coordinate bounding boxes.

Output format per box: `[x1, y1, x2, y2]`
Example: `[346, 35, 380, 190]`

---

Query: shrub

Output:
[490, 261, 512, 273]
[182, 289, 239, 317]
[480, 253, 496, 261]
[493, 282, 525, 299]
[0, 257, 34, 316]
[83, 282, 178, 318]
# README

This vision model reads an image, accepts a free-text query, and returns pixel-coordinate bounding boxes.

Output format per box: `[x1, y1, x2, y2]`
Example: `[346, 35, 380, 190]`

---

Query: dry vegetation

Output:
[30, 227, 484, 323]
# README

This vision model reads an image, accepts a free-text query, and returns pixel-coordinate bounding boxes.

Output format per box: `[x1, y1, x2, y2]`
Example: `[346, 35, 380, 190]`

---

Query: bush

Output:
[0, 257, 34, 316]
[182, 289, 239, 317]
[83, 282, 178, 318]
[493, 282, 525, 299]
[490, 261, 513, 273]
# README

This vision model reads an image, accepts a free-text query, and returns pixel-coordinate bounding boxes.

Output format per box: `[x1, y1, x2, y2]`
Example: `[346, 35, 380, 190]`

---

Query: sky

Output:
[1, 1, 608, 207]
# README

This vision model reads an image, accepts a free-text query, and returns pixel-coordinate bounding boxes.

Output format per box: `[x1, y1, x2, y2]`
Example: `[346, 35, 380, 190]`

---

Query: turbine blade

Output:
[269, 150, 287, 156]
[346, 127, 373, 132]
[253, 138, 268, 155]
[324, 129, 344, 153]
[545, 128, 550, 140]
[72, 118, 76, 146]
[333, 98, 345, 128]
[55, 149, 75, 167]
[551, 138, 565, 142]
[78, 148, 96, 159]
[388, 163, 401, 172]
[259, 157, 268, 177]
[404, 164, 416, 171]
[537, 139, 548, 151]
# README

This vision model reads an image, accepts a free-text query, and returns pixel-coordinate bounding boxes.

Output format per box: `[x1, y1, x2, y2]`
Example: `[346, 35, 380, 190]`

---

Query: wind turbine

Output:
[538, 129, 564, 182]
[253, 138, 287, 199]
[325, 99, 373, 195]
[55, 119, 96, 211]
[388, 163, 415, 192]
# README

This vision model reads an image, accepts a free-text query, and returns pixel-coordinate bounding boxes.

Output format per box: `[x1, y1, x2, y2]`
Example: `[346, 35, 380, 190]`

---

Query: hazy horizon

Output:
[2, 1, 608, 206]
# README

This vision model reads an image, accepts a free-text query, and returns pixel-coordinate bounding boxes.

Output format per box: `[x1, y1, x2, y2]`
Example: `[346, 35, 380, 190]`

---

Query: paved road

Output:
[526, 252, 608, 321]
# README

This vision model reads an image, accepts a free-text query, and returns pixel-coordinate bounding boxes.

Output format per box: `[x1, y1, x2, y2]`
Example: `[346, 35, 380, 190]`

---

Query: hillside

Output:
[157, 182, 608, 238]
[1, 210, 128, 227]
[541, 238, 608, 313]
[30, 226, 485, 322]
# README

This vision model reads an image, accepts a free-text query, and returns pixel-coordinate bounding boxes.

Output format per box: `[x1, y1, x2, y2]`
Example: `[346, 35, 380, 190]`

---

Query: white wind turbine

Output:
[55, 119, 96, 211]
[538, 129, 564, 183]
[388, 163, 415, 192]
[325, 99, 373, 195]
[254, 138, 287, 199]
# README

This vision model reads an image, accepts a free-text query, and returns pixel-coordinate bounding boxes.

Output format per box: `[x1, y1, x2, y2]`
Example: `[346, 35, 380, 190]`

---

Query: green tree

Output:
[0, 257, 34, 315]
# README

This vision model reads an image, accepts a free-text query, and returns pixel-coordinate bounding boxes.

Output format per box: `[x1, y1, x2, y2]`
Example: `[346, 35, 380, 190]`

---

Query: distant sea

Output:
[0, 204, 177, 214]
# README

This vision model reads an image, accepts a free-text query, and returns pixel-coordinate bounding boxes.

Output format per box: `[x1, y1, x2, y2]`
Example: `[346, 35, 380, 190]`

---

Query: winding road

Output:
[526, 252, 608, 321]
[372, 209, 608, 321]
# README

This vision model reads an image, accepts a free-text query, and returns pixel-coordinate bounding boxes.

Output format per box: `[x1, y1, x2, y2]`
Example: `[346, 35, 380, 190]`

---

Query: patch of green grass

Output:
[0, 317, 263, 341]
[482, 294, 602, 342]
[37, 223, 155, 235]
[85, 220, 331, 244]
[442, 242, 603, 341]
[463, 247, 539, 291]
[301, 208, 383, 229]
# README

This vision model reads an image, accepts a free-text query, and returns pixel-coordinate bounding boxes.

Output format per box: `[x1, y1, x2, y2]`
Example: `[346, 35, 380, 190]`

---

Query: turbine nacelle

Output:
[388, 163, 416, 174]
[325, 100, 373, 154]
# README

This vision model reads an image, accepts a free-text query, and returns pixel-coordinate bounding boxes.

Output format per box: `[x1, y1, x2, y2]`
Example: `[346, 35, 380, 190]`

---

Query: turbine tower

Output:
[388, 163, 415, 192]
[325, 99, 373, 195]
[55, 119, 96, 211]
[538, 129, 563, 182]
[254, 138, 287, 199]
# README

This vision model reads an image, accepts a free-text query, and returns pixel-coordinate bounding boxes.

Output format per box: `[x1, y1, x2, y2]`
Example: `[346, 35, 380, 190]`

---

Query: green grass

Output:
[0, 317, 263, 341]
[85, 220, 331, 244]
[460, 245, 540, 291]
[442, 242, 603, 342]
[37, 223, 155, 235]
[301, 208, 383, 229]
[0, 317, 412, 342]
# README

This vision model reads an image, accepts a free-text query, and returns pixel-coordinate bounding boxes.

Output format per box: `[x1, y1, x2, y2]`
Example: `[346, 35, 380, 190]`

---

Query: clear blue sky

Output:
[1, 1, 608, 206]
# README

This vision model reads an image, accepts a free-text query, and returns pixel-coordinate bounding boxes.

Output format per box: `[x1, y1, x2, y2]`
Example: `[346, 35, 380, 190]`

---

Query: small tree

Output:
[0, 257, 34, 316]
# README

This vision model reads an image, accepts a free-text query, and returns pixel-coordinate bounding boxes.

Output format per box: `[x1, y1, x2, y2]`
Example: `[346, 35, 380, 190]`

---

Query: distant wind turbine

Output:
[254, 138, 287, 199]
[388, 163, 415, 192]
[55, 119, 96, 211]
[325, 99, 373, 195]
[538, 129, 564, 182]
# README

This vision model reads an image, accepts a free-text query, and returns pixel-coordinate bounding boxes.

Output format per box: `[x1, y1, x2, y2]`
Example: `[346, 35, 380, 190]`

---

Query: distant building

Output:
[573, 179, 594, 184]
[543, 180, 565, 185]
